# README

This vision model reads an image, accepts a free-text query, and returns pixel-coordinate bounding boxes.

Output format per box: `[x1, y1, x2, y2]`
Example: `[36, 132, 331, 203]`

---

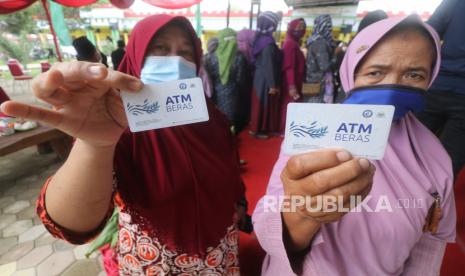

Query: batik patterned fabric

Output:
[37, 179, 241, 276]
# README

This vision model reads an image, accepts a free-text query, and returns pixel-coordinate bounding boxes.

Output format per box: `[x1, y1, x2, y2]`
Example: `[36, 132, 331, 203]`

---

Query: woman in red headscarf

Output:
[1, 15, 245, 275]
[279, 18, 307, 134]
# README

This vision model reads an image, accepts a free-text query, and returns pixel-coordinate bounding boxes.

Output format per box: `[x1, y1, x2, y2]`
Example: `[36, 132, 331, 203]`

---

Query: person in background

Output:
[111, 39, 126, 70]
[236, 29, 256, 129]
[357, 10, 388, 33]
[0, 87, 10, 117]
[199, 66, 214, 99]
[204, 28, 249, 134]
[253, 15, 456, 276]
[332, 10, 387, 104]
[200, 37, 220, 99]
[249, 11, 282, 139]
[304, 14, 335, 103]
[2, 14, 246, 275]
[331, 40, 347, 103]
[0, 87, 8, 104]
[237, 29, 256, 65]
[328, 9, 387, 103]
[72, 36, 108, 67]
[416, 0, 465, 178]
[279, 18, 307, 135]
[47, 48, 54, 60]
[203, 37, 219, 64]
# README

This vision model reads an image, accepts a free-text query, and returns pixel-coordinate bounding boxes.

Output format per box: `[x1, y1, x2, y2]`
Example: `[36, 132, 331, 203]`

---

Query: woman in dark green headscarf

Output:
[205, 28, 250, 133]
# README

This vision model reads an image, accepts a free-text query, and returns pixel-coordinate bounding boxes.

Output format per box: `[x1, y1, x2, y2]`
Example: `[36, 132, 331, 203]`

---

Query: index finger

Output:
[285, 149, 352, 180]
[31, 61, 107, 98]
[50, 61, 108, 83]
[89, 69, 143, 93]
[302, 158, 373, 196]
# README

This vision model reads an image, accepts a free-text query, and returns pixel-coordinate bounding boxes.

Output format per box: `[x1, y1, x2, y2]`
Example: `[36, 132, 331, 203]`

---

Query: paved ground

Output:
[0, 82, 106, 276]
[0, 77, 37, 106]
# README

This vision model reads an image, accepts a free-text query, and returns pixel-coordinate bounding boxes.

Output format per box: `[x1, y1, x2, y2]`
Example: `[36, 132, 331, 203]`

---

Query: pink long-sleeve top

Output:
[253, 115, 456, 276]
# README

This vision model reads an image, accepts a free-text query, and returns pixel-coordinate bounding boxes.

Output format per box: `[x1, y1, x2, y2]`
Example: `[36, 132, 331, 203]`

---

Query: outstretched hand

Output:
[1, 61, 143, 147]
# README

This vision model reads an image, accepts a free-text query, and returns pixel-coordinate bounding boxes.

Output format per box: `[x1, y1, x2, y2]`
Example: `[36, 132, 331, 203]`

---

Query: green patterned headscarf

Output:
[216, 28, 237, 85]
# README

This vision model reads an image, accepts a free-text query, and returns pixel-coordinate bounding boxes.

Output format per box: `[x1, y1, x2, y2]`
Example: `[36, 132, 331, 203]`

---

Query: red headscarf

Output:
[115, 15, 244, 256]
[118, 15, 202, 75]
[282, 18, 306, 83]
[286, 18, 306, 42]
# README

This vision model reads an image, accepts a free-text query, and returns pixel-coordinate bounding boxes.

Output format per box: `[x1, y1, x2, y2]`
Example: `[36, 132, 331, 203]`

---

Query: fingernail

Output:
[358, 158, 370, 170]
[88, 66, 102, 76]
[336, 151, 351, 162]
[128, 80, 142, 91]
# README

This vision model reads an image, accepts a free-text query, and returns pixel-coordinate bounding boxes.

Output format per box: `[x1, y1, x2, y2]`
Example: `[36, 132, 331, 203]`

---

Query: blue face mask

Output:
[140, 56, 196, 84]
[343, 84, 426, 121]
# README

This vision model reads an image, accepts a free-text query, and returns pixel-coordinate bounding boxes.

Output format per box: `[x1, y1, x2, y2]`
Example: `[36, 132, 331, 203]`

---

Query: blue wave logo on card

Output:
[126, 99, 160, 116]
[290, 121, 329, 138]
[179, 83, 187, 90]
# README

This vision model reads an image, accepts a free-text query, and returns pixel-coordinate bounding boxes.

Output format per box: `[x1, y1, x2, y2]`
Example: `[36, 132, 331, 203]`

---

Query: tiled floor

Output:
[0, 83, 105, 275]
[0, 147, 105, 276]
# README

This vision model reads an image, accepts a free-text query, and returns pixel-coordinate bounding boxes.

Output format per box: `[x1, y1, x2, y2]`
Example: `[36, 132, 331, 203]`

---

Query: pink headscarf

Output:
[340, 15, 441, 92]
[237, 29, 256, 64]
[339, 13, 456, 243]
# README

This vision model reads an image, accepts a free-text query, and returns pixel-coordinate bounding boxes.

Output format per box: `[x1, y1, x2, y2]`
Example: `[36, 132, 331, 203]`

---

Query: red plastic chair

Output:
[7, 60, 32, 94]
[40, 61, 51, 73]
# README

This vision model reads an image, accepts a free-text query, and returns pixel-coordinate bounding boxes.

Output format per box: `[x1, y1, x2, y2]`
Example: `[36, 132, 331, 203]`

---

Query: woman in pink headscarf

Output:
[253, 15, 456, 275]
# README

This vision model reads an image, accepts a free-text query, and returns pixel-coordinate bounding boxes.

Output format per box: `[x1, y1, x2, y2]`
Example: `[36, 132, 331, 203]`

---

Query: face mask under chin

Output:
[343, 84, 426, 121]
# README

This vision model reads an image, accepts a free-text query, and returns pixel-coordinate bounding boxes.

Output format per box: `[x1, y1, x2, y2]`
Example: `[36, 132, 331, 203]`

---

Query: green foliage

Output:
[0, 0, 110, 35]
[0, 0, 112, 67]
[0, 1, 40, 66]
[0, 34, 32, 67]
[0, 38, 21, 61]
[0, 2, 43, 35]
[61, 5, 89, 28]
[17, 33, 33, 67]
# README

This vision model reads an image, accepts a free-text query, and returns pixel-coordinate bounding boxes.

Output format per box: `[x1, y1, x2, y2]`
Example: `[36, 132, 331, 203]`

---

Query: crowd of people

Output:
[69, 11, 348, 141]
[0, 0, 464, 274]
[203, 12, 349, 139]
